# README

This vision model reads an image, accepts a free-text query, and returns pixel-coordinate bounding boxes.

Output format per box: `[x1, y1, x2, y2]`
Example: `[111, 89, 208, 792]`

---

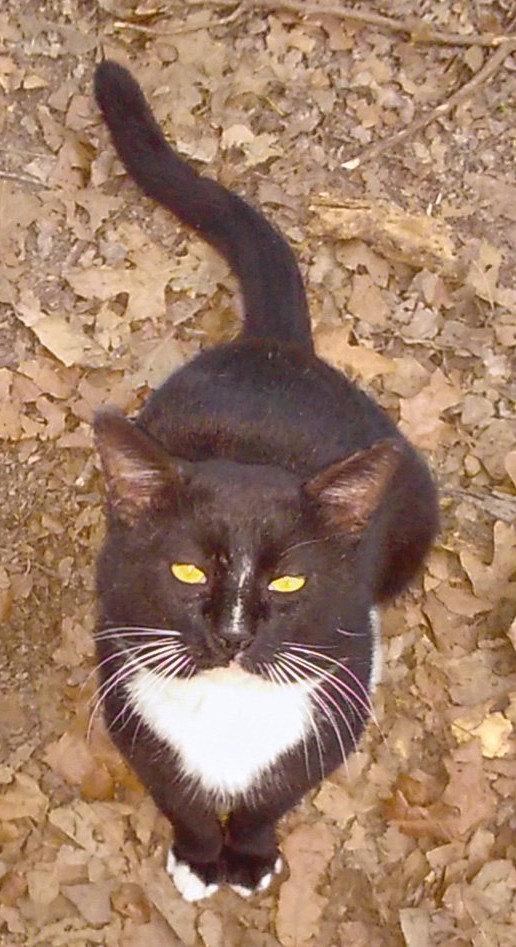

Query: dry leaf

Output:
[275, 823, 336, 947]
[310, 197, 458, 274]
[62, 882, 113, 925]
[460, 521, 516, 603]
[198, 909, 224, 947]
[507, 616, 516, 652]
[0, 368, 22, 439]
[131, 333, 186, 388]
[45, 729, 115, 801]
[466, 240, 502, 304]
[399, 907, 431, 947]
[347, 273, 389, 326]
[16, 294, 107, 368]
[26, 868, 60, 906]
[451, 711, 512, 759]
[121, 917, 184, 947]
[504, 451, 516, 487]
[441, 742, 498, 838]
[473, 420, 516, 480]
[314, 326, 394, 382]
[313, 781, 357, 828]
[399, 368, 462, 449]
[138, 860, 197, 947]
[0, 773, 48, 821]
[434, 583, 492, 617]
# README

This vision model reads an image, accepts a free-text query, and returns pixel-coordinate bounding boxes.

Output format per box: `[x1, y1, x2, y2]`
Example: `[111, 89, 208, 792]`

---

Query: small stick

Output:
[341, 37, 516, 170]
[182, 0, 512, 48]
[442, 488, 516, 525]
[0, 169, 43, 186]
[114, 1, 247, 36]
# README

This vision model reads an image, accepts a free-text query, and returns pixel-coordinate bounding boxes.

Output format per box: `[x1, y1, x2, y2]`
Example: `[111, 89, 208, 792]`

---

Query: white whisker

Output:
[87, 661, 140, 742]
[280, 653, 358, 746]
[283, 643, 375, 721]
[95, 626, 182, 640]
[269, 659, 325, 782]
[282, 650, 369, 726]
[87, 641, 188, 740]
[281, 652, 362, 754]
[336, 626, 365, 638]
[109, 652, 191, 736]
[277, 656, 347, 773]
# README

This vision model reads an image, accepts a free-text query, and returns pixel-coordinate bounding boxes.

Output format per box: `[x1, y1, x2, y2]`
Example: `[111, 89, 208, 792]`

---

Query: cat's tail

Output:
[94, 60, 313, 353]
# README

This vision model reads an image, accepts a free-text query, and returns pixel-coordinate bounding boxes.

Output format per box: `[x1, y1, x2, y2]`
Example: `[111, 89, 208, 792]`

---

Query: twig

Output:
[341, 37, 516, 170]
[442, 488, 516, 525]
[114, 1, 247, 37]
[182, 0, 512, 48]
[0, 169, 43, 186]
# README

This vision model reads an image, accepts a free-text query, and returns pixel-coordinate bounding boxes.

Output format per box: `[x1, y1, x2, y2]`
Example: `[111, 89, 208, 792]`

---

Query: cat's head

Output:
[94, 410, 400, 683]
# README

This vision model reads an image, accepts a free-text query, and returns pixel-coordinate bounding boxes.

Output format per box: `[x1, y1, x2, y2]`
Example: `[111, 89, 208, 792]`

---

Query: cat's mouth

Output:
[194, 648, 266, 680]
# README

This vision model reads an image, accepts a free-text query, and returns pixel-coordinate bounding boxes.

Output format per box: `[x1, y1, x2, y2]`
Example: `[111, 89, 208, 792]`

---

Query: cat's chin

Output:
[196, 652, 266, 680]
[200, 658, 261, 682]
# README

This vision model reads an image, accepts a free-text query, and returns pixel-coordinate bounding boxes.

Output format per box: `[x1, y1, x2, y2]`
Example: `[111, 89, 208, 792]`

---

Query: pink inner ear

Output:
[305, 440, 402, 536]
[94, 408, 184, 518]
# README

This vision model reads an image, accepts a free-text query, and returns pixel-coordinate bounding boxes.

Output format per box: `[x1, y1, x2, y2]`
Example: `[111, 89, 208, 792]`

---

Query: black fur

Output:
[93, 61, 439, 897]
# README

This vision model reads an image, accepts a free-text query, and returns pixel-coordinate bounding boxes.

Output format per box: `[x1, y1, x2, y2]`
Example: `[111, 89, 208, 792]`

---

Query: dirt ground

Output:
[1, 1, 515, 945]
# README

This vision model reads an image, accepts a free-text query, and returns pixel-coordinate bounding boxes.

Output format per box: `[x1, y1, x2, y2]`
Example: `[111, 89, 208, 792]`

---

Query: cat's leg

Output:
[222, 721, 350, 895]
[222, 750, 321, 896]
[223, 806, 284, 897]
[107, 721, 225, 900]
[165, 810, 224, 902]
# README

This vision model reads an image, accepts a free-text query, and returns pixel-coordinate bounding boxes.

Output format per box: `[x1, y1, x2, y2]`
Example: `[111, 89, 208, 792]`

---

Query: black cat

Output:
[92, 61, 438, 901]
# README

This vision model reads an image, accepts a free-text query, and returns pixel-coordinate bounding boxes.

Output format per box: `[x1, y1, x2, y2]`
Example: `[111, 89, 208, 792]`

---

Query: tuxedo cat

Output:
[92, 61, 438, 901]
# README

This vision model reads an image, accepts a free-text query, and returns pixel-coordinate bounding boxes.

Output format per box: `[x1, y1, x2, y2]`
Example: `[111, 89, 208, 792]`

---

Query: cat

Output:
[92, 60, 439, 902]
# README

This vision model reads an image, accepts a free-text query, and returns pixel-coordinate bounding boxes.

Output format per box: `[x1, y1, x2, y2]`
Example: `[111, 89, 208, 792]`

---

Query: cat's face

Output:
[95, 410, 399, 685]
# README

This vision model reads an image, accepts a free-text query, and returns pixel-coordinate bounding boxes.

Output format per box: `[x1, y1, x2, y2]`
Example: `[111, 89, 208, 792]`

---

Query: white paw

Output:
[229, 856, 283, 898]
[166, 849, 219, 902]
[229, 882, 254, 898]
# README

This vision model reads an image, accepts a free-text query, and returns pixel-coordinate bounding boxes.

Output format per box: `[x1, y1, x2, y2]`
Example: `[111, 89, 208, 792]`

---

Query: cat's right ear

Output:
[305, 439, 402, 539]
[93, 409, 186, 523]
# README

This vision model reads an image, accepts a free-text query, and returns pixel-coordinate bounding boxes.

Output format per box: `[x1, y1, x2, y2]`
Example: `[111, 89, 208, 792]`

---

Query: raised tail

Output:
[94, 60, 313, 352]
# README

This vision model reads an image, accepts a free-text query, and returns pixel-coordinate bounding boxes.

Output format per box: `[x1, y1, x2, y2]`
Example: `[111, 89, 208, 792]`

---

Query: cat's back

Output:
[137, 337, 397, 475]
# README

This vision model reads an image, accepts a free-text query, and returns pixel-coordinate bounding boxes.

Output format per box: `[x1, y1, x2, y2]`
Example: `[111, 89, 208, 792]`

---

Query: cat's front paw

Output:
[166, 848, 220, 902]
[223, 848, 284, 898]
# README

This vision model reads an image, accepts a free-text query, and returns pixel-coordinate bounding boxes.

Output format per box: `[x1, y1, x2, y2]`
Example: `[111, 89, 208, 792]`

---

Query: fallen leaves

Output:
[451, 710, 513, 759]
[138, 860, 198, 947]
[0, 774, 48, 822]
[314, 326, 394, 382]
[460, 521, 516, 603]
[399, 368, 462, 449]
[383, 742, 497, 843]
[310, 197, 458, 274]
[275, 823, 336, 947]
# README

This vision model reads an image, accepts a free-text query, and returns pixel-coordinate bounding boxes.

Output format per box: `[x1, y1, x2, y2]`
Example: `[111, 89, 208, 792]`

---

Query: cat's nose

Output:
[217, 623, 253, 648]
[216, 603, 253, 648]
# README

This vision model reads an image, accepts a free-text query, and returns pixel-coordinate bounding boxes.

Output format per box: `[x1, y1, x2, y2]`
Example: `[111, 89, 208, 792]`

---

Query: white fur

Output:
[369, 607, 382, 691]
[229, 855, 283, 898]
[228, 557, 252, 638]
[166, 849, 219, 901]
[127, 663, 315, 798]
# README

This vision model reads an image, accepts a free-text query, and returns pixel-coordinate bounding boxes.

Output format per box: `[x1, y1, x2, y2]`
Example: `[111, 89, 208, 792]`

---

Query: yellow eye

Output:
[171, 563, 207, 585]
[268, 575, 306, 594]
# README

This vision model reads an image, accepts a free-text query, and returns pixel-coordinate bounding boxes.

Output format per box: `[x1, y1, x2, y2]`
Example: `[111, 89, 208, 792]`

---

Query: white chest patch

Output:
[126, 664, 315, 799]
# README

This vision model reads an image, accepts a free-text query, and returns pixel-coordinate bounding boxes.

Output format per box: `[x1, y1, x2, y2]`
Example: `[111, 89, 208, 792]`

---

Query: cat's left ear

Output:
[305, 440, 402, 538]
[94, 408, 187, 523]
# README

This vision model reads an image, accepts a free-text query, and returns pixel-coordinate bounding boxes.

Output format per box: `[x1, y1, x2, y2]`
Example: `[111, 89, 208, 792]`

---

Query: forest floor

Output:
[0, 2, 515, 946]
